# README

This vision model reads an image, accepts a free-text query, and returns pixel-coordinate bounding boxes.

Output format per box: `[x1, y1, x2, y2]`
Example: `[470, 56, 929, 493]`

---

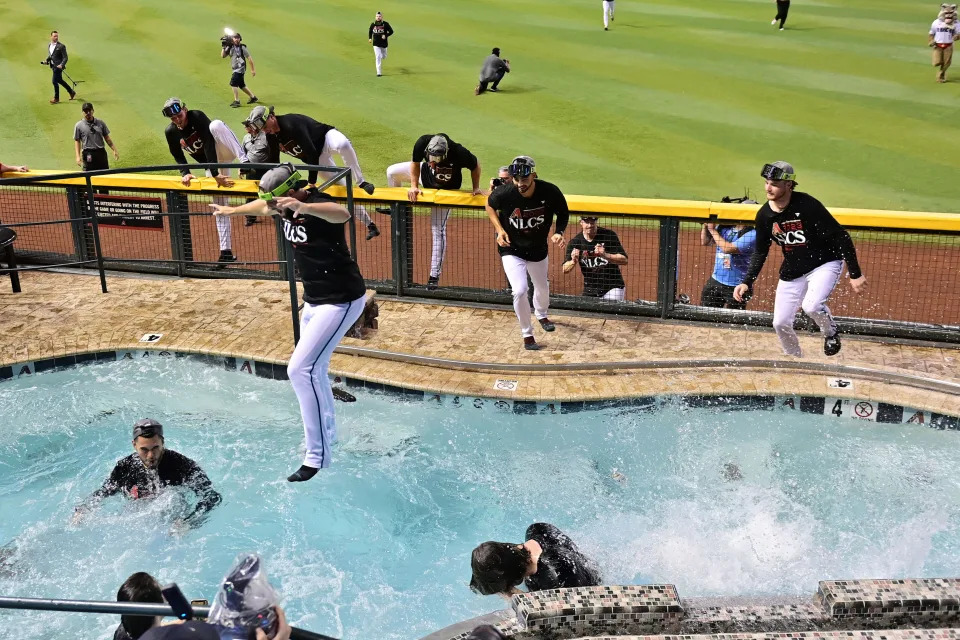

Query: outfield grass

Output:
[2, 0, 959, 212]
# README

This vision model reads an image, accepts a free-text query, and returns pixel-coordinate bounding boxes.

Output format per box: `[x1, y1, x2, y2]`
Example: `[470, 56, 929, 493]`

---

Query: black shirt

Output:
[742, 191, 862, 286]
[564, 227, 627, 296]
[164, 110, 222, 178]
[278, 190, 367, 305]
[275, 114, 336, 185]
[488, 180, 570, 262]
[369, 21, 394, 47]
[83, 449, 221, 525]
[411, 133, 478, 190]
[524, 523, 602, 592]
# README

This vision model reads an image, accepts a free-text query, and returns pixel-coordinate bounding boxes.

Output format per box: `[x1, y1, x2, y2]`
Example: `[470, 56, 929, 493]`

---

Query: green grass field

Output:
[2, 0, 959, 212]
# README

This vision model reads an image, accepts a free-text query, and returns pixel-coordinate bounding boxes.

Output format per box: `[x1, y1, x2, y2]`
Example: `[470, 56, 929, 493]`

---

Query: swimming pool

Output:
[1, 357, 958, 640]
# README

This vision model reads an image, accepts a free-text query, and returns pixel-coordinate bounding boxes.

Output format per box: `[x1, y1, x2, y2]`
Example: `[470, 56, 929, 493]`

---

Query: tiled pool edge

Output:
[1, 348, 957, 425]
[426, 579, 960, 640]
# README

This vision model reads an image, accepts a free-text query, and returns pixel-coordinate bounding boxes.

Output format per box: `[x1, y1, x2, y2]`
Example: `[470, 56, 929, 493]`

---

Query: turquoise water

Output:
[0, 358, 958, 640]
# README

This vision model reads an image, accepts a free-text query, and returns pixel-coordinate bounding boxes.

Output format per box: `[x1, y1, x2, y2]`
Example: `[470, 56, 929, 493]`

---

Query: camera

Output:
[220, 35, 232, 47]
[491, 177, 506, 188]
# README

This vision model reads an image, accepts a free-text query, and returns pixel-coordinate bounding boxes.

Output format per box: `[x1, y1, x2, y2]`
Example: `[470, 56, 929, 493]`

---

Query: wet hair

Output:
[467, 625, 508, 640]
[492, 47, 501, 56]
[117, 572, 163, 639]
[469, 541, 530, 595]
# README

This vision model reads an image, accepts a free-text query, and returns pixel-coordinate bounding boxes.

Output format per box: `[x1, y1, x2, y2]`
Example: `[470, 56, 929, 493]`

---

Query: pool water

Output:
[1, 358, 958, 640]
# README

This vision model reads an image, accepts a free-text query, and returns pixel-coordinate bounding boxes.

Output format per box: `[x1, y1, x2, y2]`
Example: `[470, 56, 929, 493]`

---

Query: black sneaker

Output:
[375, 206, 393, 215]
[824, 333, 842, 356]
[244, 216, 257, 227]
[359, 181, 375, 195]
[366, 223, 380, 240]
[523, 336, 540, 351]
[217, 250, 237, 263]
[538, 317, 556, 332]
[248, 96, 259, 104]
[229, 100, 241, 108]
[426, 276, 439, 290]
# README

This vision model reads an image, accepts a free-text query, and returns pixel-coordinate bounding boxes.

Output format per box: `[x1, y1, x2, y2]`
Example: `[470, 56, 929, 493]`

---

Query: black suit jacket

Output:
[47, 42, 68, 68]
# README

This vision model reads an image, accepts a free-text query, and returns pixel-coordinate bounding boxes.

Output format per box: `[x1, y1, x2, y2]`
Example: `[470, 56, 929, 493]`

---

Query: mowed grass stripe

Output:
[1, 0, 958, 213]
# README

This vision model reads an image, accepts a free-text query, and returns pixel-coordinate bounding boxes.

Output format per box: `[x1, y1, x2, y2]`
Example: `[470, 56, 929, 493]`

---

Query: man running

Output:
[486, 156, 568, 350]
[73, 419, 222, 527]
[386, 133, 482, 288]
[221, 32, 259, 107]
[368, 12, 394, 77]
[772, 0, 790, 30]
[163, 97, 247, 264]
[733, 161, 867, 357]
[603, 0, 616, 31]
[210, 164, 367, 482]
[244, 105, 380, 240]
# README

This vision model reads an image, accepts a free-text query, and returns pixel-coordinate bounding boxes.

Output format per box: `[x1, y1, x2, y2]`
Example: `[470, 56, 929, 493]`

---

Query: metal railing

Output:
[1, 165, 958, 344]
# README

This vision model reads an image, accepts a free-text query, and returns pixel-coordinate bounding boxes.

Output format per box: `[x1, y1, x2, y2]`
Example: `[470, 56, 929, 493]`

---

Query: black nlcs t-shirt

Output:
[275, 114, 336, 185]
[523, 523, 602, 592]
[164, 110, 222, 177]
[742, 191, 863, 286]
[369, 21, 394, 47]
[278, 190, 366, 305]
[85, 449, 222, 524]
[564, 227, 627, 296]
[488, 180, 569, 262]
[411, 133, 478, 190]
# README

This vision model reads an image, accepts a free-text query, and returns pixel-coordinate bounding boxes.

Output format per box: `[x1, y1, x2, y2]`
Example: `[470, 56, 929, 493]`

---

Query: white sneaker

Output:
[771, 19, 777, 24]
[779, 27, 784, 30]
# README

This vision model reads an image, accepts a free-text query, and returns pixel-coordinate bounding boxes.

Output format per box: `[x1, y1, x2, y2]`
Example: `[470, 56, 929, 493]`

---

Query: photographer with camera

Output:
[221, 31, 259, 108]
[44, 30, 75, 104]
[162, 97, 248, 264]
[475, 47, 510, 95]
[74, 102, 119, 170]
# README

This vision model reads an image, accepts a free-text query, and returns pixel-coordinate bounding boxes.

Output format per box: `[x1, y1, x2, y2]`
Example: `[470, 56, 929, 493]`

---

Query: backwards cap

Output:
[132, 418, 163, 440]
[258, 163, 307, 200]
[243, 105, 274, 131]
[425, 135, 449, 162]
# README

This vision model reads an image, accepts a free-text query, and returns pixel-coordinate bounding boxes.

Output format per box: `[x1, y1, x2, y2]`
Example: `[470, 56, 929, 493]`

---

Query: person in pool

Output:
[72, 418, 222, 528]
[469, 522, 602, 597]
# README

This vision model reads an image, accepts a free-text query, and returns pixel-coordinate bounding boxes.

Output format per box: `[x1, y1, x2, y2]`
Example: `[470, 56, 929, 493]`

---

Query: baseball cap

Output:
[425, 135, 449, 162]
[258, 163, 307, 200]
[508, 155, 536, 178]
[580, 215, 598, 221]
[140, 620, 219, 640]
[760, 161, 796, 182]
[132, 418, 163, 440]
[243, 105, 274, 131]
[161, 98, 184, 118]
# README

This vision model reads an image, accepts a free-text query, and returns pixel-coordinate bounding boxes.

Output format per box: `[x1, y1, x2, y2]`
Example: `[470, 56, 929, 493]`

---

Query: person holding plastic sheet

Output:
[209, 164, 366, 482]
[486, 156, 568, 351]
[562, 215, 628, 301]
[733, 161, 867, 357]
[73, 419, 222, 530]
[243, 105, 380, 240]
[386, 133, 483, 289]
[470, 522, 602, 597]
[162, 97, 248, 265]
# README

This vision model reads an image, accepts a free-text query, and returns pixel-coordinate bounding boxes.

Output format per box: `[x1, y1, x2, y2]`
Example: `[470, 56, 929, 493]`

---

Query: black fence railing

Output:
[1, 165, 958, 344]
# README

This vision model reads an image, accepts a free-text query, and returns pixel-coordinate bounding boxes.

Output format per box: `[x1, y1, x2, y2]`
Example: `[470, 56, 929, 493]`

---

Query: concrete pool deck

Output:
[0, 271, 957, 415]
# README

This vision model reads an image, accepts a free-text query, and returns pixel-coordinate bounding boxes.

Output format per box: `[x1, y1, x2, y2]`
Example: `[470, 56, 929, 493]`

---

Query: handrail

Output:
[3, 167, 959, 231]
[0, 596, 337, 640]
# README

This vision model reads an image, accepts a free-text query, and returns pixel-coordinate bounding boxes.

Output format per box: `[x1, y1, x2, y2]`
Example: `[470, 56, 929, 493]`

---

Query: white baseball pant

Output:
[374, 46, 387, 75]
[602, 287, 626, 301]
[502, 255, 550, 338]
[287, 295, 366, 469]
[603, 0, 616, 27]
[771, 260, 843, 357]
[387, 161, 451, 278]
[207, 119, 249, 251]
[318, 129, 373, 226]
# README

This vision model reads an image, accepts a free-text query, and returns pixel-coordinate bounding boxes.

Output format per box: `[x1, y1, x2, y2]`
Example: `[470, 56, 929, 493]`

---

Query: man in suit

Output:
[45, 30, 75, 104]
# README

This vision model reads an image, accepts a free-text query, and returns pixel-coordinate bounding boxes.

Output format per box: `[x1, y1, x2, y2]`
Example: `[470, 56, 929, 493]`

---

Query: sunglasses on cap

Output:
[258, 169, 304, 201]
[162, 102, 184, 118]
[760, 163, 795, 182]
[508, 163, 533, 178]
[581, 216, 598, 222]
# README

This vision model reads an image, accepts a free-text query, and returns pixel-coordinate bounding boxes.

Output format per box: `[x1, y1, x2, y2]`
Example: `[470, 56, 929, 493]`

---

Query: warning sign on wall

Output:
[91, 195, 164, 229]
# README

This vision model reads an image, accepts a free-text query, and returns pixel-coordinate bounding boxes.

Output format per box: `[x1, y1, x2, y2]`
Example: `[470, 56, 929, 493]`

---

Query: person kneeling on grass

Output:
[470, 522, 602, 597]
[210, 163, 367, 483]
